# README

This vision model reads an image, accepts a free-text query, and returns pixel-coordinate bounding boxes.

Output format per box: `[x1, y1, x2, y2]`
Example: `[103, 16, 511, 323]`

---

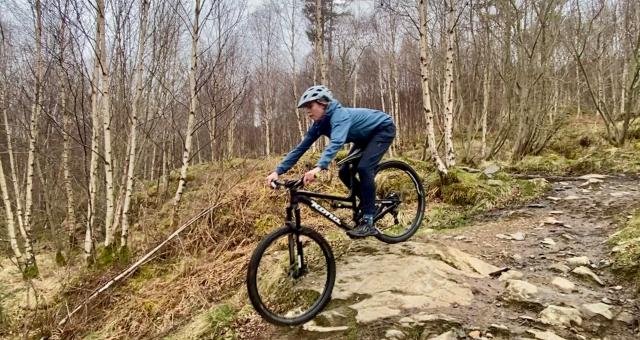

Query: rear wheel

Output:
[373, 160, 426, 243]
[247, 226, 335, 326]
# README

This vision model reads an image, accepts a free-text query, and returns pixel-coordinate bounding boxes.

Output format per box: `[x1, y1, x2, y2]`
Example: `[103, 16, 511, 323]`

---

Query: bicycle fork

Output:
[286, 205, 307, 279]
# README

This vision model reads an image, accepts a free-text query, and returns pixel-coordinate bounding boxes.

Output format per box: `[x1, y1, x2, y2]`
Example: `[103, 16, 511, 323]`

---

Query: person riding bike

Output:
[265, 85, 396, 238]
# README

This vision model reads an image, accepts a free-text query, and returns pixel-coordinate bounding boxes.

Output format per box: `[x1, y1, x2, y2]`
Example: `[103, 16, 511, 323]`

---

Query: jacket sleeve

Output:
[275, 125, 319, 175]
[316, 108, 351, 170]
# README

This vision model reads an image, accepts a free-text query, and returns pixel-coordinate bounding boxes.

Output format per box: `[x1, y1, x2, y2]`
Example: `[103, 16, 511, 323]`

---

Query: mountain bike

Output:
[246, 151, 425, 326]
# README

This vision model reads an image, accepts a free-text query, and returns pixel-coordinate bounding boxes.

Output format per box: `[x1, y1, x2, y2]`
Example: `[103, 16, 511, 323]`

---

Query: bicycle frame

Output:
[284, 184, 400, 232]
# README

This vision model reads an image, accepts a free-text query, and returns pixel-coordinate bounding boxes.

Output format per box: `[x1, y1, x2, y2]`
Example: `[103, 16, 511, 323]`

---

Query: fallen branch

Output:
[53, 204, 217, 331]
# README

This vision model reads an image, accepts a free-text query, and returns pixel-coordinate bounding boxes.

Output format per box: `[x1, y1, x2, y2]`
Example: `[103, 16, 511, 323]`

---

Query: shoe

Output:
[347, 218, 379, 238]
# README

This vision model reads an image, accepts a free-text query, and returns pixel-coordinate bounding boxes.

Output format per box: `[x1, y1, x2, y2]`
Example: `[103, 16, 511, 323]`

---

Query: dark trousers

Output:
[338, 123, 396, 217]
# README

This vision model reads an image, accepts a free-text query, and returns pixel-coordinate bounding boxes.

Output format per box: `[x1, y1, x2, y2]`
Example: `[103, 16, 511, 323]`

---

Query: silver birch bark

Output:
[392, 57, 400, 153]
[575, 40, 581, 118]
[316, 0, 329, 86]
[443, 0, 456, 167]
[20, 0, 43, 271]
[0, 154, 23, 264]
[149, 137, 156, 181]
[24, 0, 44, 247]
[284, 0, 304, 140]
[97, 0, 115, 247]
[2, 93, 25, 232]
[174, 0, 202, 209]
[315, 0, 326, 84]
[619, 61, 627, 117]
[352, 63, 358, 107]
[61, 54, 77, 247]
[378, 57, 386, 113]
[419, 0, 447, 174]
[481, 65, 490, 159]
[227, 114, 236, 159]
[86, 0, 104, 259]
[121, 0, 149, 252]
[264, 99, 272, 157]
[209, 98, 217, 161]
[57, 7, 76, 247]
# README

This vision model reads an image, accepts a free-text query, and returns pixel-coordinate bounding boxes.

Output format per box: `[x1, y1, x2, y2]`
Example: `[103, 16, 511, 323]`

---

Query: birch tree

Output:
[315, 0, 327, 84]
[442, 0, 457, 167]
[55, 0, 77, 247]
[278, 0, 306, 140]
[173, 0, 203, 211]
[0, 94, 24, 265]
[418, 0, 448, 175]
[121, 0, 150, 249]
[86, 0, 106, 260]
[20, 0, 45, 274]
[97, 0, 116, 247]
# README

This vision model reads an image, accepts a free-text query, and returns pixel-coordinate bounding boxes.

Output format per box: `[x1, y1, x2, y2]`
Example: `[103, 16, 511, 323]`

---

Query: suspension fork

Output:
[286, 204, 306, 278]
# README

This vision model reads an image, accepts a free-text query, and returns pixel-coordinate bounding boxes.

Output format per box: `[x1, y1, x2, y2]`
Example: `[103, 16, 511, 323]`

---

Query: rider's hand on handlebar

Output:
[266, 171, 279, 188]
[303, 167, 322, 185]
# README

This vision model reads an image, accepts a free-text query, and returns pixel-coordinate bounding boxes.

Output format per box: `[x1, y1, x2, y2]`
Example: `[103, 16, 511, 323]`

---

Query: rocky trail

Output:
[260, 175, 640, 340]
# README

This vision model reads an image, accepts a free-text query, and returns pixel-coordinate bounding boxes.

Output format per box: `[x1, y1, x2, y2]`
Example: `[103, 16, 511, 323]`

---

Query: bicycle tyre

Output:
[373, 160, 426, 244]
[247, 225, 336, 326]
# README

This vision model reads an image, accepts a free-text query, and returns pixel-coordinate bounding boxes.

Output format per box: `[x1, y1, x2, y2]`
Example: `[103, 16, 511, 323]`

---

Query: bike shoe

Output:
[347, 220, 380, 238]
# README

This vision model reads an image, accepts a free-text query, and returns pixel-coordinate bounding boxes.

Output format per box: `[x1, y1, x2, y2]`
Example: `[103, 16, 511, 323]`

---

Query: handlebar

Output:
[270, 178, 304, 190]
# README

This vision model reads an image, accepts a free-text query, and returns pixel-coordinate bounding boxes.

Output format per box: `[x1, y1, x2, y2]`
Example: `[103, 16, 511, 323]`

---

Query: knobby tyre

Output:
[373, 160, 426, 244]
[247, 225, 336, 326]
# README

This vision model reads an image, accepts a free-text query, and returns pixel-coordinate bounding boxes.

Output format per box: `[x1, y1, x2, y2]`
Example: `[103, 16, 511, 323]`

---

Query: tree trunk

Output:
[315, 0, 326, 84]
[59, 50, 77, 247]
[209, 99, 218, 161]
[289, 1, 304, 140]
[419, 0, 448, 175]
[227, 114, 236, 159]
[2, 92, 25, 234]
[22, 0, 44, 271]
[97, 0, 116, 247]
[443, 0, 457, 167]
[378, 57, 386, 113]
[620, 60, 627, 118]
[575, 39, 581, 118]
[481, 65, 490, 159]
[121, 0, 150, 248]
[352, 63, 358, 107]
[173, 0, 202, 211]
[86, 0, 104, 260]
[0, 156, 23, 265]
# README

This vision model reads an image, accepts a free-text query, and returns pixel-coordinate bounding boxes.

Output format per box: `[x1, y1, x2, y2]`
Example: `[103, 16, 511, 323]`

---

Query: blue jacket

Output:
[275, 100, 394, 175]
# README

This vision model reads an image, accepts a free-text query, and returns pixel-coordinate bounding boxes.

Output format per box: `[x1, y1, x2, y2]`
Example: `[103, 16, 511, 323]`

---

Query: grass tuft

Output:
[206, 304, 237, 338]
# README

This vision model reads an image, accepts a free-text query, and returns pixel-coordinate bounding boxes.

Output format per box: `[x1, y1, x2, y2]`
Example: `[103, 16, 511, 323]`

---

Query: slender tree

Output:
[121, 0, 151, 248]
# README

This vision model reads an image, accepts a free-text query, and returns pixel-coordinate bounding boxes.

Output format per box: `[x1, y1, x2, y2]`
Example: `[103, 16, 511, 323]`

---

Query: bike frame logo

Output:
[310, 201, 341, 225]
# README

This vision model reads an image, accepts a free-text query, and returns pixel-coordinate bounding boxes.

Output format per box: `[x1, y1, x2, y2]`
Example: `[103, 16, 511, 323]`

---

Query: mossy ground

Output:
[508, 116, 640, 176]
[609, 210, 640, 283]
[419, 166, 550, 230]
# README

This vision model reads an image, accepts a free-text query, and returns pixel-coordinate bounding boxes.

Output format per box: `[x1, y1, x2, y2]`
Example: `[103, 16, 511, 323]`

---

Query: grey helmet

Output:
[297, 85, 333, 108]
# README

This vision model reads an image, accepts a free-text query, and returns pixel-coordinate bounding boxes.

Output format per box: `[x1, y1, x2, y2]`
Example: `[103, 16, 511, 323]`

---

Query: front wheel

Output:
[373, 160, 426, 244]
[246, 226, 336, 326]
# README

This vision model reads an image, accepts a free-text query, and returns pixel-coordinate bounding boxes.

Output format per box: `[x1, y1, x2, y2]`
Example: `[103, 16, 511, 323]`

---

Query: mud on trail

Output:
[245, 175, 640, 340]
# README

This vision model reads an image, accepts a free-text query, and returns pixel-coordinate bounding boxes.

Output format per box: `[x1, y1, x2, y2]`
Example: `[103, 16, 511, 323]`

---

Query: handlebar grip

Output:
[270, 178, 303, 190]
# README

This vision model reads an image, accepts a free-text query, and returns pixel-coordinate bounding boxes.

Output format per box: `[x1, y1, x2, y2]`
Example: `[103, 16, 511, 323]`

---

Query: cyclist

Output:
[265, 85, 396, 238]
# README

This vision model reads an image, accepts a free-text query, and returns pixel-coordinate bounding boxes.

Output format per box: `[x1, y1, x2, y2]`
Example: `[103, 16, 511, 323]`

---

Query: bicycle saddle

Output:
[336, 149, 363, 166]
